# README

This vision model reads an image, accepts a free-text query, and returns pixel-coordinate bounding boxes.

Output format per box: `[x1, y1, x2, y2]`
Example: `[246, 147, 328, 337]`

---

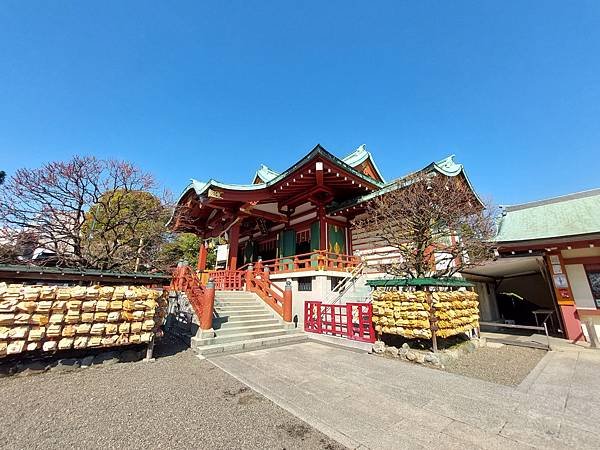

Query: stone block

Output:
[385, 346, 399, 357]
[17, 360, 49, 376]
[54, 358, 81, 372]
[119, 349, 142, 363]
[93, 351, 119, 366]
[372, 340, 385, 354]
[80, 355, 94, 368]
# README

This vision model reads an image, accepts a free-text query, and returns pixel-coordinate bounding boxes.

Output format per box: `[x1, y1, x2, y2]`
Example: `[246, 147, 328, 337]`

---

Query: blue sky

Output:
[1, 1, 598, 206]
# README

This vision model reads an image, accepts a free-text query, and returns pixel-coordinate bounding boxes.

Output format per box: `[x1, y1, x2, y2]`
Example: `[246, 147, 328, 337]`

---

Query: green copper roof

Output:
[496, 188, 600, 243]
[253, 164, 279, 183]
[0, 264, 170, 282]
[341, 144, 385, 182]
[251, 144, 385, 184]
[167, 144, 386, 227]
[328, 154, 480, 214]
[367, 277, 474, 287]
[183, 144, 385, 196]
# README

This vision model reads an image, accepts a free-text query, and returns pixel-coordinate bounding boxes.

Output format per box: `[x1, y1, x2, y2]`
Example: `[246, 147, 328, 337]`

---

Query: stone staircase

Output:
[191, 290, 306, 356]
[335, 274, 372, 305]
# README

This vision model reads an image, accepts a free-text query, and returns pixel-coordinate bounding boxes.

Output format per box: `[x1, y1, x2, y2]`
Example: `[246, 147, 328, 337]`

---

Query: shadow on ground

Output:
[153, 330, 191, 359]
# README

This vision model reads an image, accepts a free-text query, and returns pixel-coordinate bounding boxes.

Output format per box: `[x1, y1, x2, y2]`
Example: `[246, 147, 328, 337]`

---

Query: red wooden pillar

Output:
[245, 264, 254, 292]
[546, 253, 583, 342]
[347, 227, 353, 256]
[228, 222, 241, 270]
[318, 206, 327, 252]
[197, 240, 207, 271]
[283, 280, 293, 322]
[201, 278, 215, 330]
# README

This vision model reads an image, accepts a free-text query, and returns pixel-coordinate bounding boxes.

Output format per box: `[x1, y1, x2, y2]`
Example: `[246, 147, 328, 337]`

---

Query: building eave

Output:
[177, 144, 385, 199]
[342, 144, 386, 183]
[328, 154, 479, 214]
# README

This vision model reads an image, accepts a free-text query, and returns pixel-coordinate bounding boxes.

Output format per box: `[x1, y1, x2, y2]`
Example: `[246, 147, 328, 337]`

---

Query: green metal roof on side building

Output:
[495, 188, 600, 243]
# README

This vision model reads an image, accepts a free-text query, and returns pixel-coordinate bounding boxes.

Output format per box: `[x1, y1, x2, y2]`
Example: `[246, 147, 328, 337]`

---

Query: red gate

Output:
[304, 301, 375, 343]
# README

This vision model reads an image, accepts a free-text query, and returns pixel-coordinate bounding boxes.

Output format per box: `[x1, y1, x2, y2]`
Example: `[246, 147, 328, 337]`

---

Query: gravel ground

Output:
[0, 337, 345, 450]
[443, 344, 546, 386]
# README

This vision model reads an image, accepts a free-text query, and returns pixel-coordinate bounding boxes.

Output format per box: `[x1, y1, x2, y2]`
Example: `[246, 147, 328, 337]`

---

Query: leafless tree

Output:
[352, 172, 496, 278]
[0, 156, 171, 271]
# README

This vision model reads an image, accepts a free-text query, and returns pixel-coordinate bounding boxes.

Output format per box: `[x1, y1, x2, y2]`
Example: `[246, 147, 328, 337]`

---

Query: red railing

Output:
[209, 270, 245, 291]
[304, 301, 375, 343]
[245, 270, 286, 318]
[171, 265, 215, 330]
[240, 250, 360, 274]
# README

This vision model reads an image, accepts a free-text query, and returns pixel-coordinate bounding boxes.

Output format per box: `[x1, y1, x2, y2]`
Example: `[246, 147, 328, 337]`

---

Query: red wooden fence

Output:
[209, 270, 245, 291]
[304, 301, 375, 343]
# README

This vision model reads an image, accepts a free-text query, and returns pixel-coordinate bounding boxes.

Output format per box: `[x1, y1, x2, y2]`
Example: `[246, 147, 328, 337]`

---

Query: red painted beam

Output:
[227, 222, 241, 269]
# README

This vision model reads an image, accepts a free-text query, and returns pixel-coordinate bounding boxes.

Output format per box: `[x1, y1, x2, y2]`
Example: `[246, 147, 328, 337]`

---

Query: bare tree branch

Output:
[352, 173, 496, 278]
[0, 156, 173, 271]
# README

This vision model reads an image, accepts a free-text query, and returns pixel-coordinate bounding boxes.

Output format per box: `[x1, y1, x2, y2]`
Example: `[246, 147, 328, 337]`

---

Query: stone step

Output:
[215, 292, 255, 298]
[216, 290, 252, 293]
[195, 332, 308, 356]
[216, 313, 275, 322]
[214, 323, 283, 336]
[197, 328, 293, 346]
[215, 317, 280, 329]
[214, 300, 263, 307]
[215, 307, 268, 316]
[215, 303, 267, 310]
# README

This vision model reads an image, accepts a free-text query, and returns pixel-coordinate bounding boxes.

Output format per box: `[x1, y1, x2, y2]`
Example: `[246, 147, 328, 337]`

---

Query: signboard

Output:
[553, 273, 569, 289]
[215, 244, 229, 269]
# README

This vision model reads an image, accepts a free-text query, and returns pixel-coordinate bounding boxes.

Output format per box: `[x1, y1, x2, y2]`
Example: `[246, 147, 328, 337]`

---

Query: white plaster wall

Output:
[474, 281, 500, 322]
[271, 275, 331, 330]
[565, 264, 596, 309]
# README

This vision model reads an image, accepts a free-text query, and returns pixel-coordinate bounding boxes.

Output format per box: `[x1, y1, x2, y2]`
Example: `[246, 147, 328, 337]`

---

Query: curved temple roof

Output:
[251, 144, 384, 184]
[177, 144, 384, 198]
[168, 145, 481, 233]
[167, 144, 386, 228]
[253, 164, 280, 183]
[327, 154, 481, 215]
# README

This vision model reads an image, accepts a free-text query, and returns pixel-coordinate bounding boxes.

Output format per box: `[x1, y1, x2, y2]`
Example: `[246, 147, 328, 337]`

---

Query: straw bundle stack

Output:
[372, 290, 432, 339]
[431, 290, 479, 338]
[371, 289, 479, 340]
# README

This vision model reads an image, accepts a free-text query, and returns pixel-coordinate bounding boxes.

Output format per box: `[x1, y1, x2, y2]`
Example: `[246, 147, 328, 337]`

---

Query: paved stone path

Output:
[209, 341, 600, 449]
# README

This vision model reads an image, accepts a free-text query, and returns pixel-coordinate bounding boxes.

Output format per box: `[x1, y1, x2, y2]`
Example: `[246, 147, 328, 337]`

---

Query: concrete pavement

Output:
[0, 344, 344, 450]
[208, 341, 600, 449]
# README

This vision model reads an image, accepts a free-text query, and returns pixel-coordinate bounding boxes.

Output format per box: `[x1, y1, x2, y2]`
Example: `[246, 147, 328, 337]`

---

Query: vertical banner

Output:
[328, 224, 346, 254]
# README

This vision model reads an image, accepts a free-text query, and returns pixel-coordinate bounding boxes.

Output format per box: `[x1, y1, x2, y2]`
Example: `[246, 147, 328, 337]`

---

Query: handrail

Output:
[170, 266, 215, 330]
[243, 264, 292, 321]
[479, 321, 550, 349]
[324, 261, 366, 305]
[245, 270, 284, 317]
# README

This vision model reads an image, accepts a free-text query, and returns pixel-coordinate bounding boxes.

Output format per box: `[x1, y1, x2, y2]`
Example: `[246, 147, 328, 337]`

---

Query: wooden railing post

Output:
[245, 264, 254, 292]
[200, 278, 215, 330]
[283, 279, 293, 323]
